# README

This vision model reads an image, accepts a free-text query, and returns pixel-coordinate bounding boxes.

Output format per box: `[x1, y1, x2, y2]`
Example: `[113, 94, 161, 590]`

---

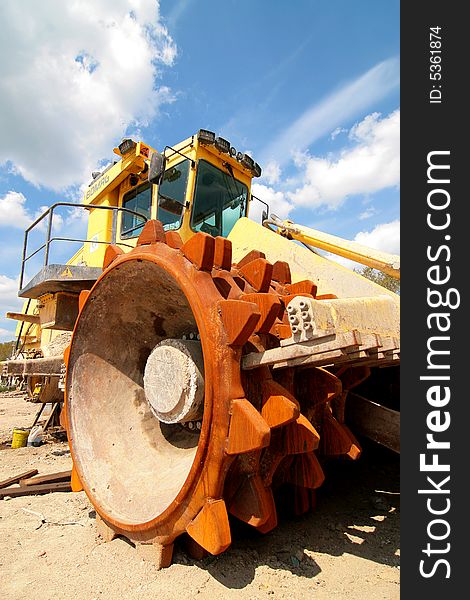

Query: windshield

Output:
[191, 160, 248, 237]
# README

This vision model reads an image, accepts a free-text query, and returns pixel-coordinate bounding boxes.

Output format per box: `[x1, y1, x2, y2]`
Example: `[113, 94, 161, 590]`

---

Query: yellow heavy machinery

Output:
[3, 130, 399, 566]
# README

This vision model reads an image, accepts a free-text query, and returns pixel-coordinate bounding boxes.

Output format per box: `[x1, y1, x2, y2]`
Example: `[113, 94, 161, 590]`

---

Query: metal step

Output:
[19, 264, 102, 299]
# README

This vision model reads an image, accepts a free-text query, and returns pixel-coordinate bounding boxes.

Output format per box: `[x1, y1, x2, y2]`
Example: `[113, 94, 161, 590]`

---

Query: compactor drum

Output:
[65, 221, 374, 567]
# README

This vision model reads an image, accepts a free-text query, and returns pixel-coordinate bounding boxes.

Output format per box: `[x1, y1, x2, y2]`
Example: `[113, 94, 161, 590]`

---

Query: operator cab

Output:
[116, 129, 260, 245]
[14, 130, 263, 304]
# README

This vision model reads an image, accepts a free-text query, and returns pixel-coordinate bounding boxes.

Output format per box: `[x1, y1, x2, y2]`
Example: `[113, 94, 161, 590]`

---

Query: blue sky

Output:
[0, 0, 399, 340]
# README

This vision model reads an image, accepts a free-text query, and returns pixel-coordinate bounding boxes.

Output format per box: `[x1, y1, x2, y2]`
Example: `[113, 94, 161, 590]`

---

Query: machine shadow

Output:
[173, 438, 399, 590]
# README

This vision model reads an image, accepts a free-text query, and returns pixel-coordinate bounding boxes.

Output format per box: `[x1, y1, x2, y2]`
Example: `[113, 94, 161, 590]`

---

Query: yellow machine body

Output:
[72, 135, 254, 269]
[12, 131, 399, 361]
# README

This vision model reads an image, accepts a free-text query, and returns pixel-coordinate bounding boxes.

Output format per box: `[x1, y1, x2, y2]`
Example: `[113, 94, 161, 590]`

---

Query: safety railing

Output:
[19, 202, 148, 290]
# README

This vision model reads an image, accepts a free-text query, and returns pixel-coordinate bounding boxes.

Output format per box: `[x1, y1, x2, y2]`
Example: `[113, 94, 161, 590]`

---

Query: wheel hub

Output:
[143, 338, 204, 424]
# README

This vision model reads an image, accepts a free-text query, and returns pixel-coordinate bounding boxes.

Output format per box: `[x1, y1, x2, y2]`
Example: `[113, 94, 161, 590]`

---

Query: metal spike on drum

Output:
[181, 231, 215, 270]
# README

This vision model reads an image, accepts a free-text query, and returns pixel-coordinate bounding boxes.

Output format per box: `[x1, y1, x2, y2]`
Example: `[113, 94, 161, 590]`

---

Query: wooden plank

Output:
[242, 331, 361, 370]
[6, 312, 40, 324]
[367, 351, 386, 361]
[272, 349, 346, 370]
[20, 470, 71, 487]
[279, 328, 336, 347]
[348, 354, 400, 369]
[0, 469, 38, 489]
[272, 348, 368, 371]
[381, 337, 400, 352]
[346, 392, 400, 453]
[358, 333, 382, 352]
[343, 336, 400, 368]
[369, 342, 398, 358]
[5, 356, 63, 377]
[43, 402, 61, 431]
[31, 403, 47, 427]
[272, 348, 371, 371]
[0, 481, 71, 499]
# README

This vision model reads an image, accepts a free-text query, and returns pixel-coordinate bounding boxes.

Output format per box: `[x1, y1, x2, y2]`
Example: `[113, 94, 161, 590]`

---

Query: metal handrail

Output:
[20, 202, 148, 290]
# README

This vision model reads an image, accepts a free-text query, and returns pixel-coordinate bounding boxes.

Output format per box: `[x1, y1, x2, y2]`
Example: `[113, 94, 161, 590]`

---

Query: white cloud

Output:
[0, 275, 21, 307]
[354, 219, 400, 255]
[249, 183, 293, 224]
[359, 207, 377, 220]
[0, 274, 23, 342]
[0, 1, 177, 191]
[330, 127, 346, 140]
[36, 207, 64, 232]
[0, 191, 64, 231]
[262, 161, 281, 185]
[0, 192, 32, 229]
[260, 58, 399, 166]
[288, 109, 399, 209]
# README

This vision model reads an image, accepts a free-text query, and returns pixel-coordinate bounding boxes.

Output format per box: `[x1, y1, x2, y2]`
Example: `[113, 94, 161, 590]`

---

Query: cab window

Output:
[120, 160, 190, 239]
[121, 183, 151, 239]
[191, 160, 248, 238]
[157, 159, 190, 230]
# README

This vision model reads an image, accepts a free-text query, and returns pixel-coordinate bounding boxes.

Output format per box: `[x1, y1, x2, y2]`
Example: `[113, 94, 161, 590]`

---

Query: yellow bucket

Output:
[11, 428, 29, 449]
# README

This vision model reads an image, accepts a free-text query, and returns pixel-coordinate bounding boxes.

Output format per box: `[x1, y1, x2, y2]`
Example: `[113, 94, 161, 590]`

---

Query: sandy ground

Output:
[0, 392, 399, 599]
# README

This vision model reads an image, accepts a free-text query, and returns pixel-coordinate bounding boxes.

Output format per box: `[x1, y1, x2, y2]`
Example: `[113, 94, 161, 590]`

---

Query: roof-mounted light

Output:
[252, 162, 262, 178]
[196, 129, 262, 178]
[215, 137, 230, 153]
[197, 129, 216, 144]
[118, 138, 136, 155]
[241, 153, 254, 170]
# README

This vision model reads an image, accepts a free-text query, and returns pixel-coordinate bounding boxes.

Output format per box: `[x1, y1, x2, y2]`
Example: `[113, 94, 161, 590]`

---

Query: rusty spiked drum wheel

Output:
[64, 220, 361, 567]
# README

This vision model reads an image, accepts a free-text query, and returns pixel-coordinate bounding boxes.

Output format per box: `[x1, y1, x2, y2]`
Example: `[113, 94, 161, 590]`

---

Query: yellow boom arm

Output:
[265, 215, 400, 280]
